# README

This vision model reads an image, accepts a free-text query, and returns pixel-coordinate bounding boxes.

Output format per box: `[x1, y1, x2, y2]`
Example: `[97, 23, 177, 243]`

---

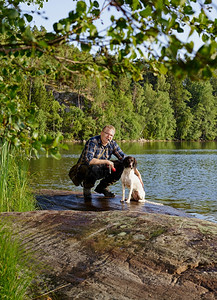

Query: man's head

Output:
[101, 125, 115, 146]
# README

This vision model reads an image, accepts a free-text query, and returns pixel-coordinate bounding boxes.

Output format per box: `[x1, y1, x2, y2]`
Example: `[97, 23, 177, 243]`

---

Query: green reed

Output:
[0, 223, 36, 300]
[0, 141, 36, 212]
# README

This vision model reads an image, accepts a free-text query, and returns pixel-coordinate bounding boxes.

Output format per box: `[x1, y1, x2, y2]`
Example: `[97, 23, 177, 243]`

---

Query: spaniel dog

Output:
[121, 156, 146, 203]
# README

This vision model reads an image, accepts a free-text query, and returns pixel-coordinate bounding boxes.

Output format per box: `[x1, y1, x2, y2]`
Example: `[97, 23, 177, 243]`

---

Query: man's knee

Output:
[97, 160, 124, 187]
[80, 161, 123, 188]
[82, 164, 106, 188]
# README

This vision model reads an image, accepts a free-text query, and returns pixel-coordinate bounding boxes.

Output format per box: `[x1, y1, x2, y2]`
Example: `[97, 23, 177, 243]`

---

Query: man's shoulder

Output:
[87, 135, 101, 144]
[110, 140, 118, 147]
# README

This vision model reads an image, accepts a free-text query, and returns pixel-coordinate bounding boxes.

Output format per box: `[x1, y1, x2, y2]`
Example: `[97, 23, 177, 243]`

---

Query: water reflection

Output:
[30, 141, 217, 223]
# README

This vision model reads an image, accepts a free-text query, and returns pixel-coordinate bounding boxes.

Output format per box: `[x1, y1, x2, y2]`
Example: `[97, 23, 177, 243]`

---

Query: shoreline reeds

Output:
[0, 141, 36, 212]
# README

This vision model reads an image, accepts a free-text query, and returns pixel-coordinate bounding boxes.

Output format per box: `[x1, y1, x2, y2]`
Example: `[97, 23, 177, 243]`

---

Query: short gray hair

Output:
[102, 125, 115, 133]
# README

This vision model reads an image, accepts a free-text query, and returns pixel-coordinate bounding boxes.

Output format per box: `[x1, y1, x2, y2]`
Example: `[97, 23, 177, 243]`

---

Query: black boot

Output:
[94, 185, 115, 197]
[83, 187, 92, 200]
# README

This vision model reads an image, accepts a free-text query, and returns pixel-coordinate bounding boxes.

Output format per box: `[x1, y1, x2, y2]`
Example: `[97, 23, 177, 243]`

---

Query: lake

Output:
[29, 141, 217, 223]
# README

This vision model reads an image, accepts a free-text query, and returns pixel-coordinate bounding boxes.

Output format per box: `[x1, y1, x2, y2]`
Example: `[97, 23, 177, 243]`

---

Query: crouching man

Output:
[71, 125, 126, 200]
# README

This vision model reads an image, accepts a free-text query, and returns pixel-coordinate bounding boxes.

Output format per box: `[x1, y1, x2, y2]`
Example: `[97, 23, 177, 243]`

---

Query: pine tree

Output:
[186, 80, 217, 140]
[167, 74, 193, 140]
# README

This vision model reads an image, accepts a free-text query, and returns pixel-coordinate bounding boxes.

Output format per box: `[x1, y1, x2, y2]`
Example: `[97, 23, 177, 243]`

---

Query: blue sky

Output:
[20, 0, 76, 32]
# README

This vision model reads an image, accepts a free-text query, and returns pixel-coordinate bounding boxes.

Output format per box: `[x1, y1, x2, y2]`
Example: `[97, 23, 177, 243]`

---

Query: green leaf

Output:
[88, 24, 97, 37]
[156, 0, 163, 10]
[32, 140, 42, 151]
[77, 1, 87, 14]
[134, 32, 145, 45]
[32, 131, 38, 139]
[158, 63, 168, 74]
[81, 42, 91, 52]
[18, 18, 26, 29]
[198, 44, 211, 56]
[68, 11, 78, 22]
[140, 6, 152, 18]
[92, 9, 100, 17]
[50, 151, 61, 160]
[57, 22, 64, 31]
[13, 137, 21, 146]
[186, 41, 194, 53]
[116, 18, 127, 28]
[60, 144, 69, 150]
[184, 5, 195, 15]
[93, 1, 99, 8]
[24, 14, 33, 22]
[52, 132, 63, 147]
[65, 22, 71, 32]
[202, 33, 209, 42]
[177, 26, 184, 33]
[202, 66, 212, 78]
[37, 40, 48, 48]
[110, 15, 115, 22]
[24, 26, 37, 42]
[7, 9, 19, 19]
[53, 22, 63, 32]
[13, 123, 20, 131]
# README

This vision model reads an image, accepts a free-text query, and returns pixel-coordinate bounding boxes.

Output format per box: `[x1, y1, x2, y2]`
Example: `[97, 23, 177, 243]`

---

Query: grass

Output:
[0, 141, 36, 212]
[0, 223, 36, 300]
[0, 141, 39, 299]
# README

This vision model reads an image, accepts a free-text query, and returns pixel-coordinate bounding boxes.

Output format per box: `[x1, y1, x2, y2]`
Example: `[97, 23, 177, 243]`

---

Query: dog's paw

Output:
[126, 199, 131, 203]
[138, 199, 146, 203]
[120, 199, 125, 202]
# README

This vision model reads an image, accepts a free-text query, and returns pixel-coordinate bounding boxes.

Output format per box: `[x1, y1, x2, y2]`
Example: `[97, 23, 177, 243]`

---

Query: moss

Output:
[81, 216, 168, 255]
[197, 223, 217, 236]
[149, 227, 168, 239]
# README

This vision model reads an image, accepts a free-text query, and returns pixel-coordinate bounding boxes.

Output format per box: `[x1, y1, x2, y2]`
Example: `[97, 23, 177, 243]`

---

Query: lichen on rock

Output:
[1, 209, 217, 299]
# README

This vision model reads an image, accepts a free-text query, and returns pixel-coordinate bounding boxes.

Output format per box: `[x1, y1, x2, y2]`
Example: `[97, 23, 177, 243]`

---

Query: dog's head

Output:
[123, 156, 137, 169]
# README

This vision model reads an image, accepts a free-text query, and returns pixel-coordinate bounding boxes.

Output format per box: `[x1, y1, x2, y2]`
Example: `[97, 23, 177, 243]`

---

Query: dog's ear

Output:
[123, 157, 127, 167]
[133, 158, 137, 168]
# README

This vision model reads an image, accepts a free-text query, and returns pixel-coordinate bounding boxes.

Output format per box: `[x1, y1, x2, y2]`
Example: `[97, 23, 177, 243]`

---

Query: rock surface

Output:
[35, 189, 191, 218]
[1, 197, 217, 299]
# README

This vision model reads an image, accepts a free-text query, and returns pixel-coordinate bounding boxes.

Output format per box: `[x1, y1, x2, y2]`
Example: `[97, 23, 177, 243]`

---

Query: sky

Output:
[20, 0, 217, 54]
[20, 0, 77, 32]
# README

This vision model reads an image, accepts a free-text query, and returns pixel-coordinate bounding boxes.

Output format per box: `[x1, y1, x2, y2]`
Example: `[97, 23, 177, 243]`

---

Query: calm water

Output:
[30, 141, 217, 223]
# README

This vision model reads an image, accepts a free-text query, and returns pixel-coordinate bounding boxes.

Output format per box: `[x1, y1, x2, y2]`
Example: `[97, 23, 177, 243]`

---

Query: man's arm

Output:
[89, 158, 114, 168]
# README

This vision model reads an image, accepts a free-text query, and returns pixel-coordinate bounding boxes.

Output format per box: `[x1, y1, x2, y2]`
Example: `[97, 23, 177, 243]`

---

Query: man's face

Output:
[101, 128, 115, 145]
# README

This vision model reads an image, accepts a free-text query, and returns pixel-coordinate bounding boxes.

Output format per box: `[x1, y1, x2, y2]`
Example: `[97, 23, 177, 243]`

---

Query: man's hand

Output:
[106, 160, 115, 169]
[89, 158, 114, 169]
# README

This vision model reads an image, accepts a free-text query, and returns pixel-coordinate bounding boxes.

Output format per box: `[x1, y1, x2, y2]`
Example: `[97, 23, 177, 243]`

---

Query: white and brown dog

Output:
[121, 156, 146, 203]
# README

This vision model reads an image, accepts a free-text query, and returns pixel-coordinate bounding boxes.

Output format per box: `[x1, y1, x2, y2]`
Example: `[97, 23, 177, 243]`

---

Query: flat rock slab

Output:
[1, 209, 217, 299]
[35, 189, 190, 218]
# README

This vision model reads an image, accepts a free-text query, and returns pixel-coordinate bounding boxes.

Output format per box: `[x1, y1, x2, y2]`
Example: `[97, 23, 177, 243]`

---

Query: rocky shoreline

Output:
[1, 190, 217, 299]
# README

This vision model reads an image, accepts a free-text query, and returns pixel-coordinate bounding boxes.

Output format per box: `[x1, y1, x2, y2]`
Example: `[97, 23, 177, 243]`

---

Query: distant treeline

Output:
[16, 37, 217, 141]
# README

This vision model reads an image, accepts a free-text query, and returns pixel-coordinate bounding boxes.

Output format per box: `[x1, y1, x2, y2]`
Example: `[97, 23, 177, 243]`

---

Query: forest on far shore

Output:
[2, 27, 217, 142]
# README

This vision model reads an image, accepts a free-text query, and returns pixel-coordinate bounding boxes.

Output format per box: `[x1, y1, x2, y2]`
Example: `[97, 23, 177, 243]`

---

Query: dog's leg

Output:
[126, 186, 133, 203]
[138, 191, 146, 203]
[121, 184, 125, 202]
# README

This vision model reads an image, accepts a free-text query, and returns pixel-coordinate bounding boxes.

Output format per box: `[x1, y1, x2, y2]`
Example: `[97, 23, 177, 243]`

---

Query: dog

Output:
[121, 156, 145, 203]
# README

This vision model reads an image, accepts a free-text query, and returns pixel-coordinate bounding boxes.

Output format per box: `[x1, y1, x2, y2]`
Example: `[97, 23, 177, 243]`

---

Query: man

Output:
[74, 125, 143, 199]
